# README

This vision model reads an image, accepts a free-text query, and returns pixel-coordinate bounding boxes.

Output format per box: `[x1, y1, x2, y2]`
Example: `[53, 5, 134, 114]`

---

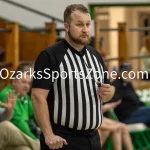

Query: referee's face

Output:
[67, 10, 91, 45]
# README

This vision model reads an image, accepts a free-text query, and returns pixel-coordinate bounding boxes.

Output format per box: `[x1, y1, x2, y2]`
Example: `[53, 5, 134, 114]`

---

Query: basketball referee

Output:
[31, 4, 115, 150]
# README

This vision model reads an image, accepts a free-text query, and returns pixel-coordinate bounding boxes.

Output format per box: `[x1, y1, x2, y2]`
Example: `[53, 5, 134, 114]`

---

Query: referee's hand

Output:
[97, 83, 115, 102]
[45, 134, 68, 149]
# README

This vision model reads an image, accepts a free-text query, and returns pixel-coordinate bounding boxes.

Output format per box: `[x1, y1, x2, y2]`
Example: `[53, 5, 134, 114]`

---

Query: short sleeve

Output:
[32, 51, 56, 90]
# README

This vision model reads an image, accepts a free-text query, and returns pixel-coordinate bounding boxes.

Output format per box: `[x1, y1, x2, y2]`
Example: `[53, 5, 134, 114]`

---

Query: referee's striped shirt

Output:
[32, 39, 110, 130]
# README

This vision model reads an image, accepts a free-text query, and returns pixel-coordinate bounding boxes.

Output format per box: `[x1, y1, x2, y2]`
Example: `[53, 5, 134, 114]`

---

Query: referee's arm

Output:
[31, 88, 53, 136]
[31, 88, 68, 149]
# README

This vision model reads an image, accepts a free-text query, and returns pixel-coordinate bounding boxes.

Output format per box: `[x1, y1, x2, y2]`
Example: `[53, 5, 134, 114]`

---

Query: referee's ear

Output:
[64, 23, 69, 32]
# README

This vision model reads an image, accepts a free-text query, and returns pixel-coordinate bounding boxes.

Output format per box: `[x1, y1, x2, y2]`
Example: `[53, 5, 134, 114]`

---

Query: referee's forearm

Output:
[31, 95, 54, 136]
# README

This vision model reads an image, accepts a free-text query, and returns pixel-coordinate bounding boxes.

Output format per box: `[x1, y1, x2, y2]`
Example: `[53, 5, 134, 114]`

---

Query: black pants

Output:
[40, 124, 101, 150]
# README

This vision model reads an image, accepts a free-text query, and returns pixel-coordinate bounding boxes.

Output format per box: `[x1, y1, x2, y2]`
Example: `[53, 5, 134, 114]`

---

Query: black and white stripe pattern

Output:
[53, 48, 104, 130]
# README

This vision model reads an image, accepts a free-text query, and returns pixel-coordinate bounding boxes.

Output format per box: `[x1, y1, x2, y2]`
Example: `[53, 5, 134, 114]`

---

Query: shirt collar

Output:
[63, 39, 87, 56]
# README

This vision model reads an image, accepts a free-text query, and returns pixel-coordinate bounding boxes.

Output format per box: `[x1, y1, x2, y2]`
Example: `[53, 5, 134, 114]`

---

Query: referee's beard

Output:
[68, 30, 91, 46]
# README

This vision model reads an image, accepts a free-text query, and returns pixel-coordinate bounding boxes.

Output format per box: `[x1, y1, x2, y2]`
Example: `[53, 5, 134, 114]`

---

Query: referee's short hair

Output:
[64, 4, 89, 24]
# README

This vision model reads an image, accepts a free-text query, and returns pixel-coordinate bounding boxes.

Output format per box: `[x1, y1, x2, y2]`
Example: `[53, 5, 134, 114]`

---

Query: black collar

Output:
[63, 39, 87, 56]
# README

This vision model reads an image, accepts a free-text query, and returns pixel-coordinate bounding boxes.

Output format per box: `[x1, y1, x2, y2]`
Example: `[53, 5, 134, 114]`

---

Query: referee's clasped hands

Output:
[45, 134, 68, 149]
[97, 83, 115, 102]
